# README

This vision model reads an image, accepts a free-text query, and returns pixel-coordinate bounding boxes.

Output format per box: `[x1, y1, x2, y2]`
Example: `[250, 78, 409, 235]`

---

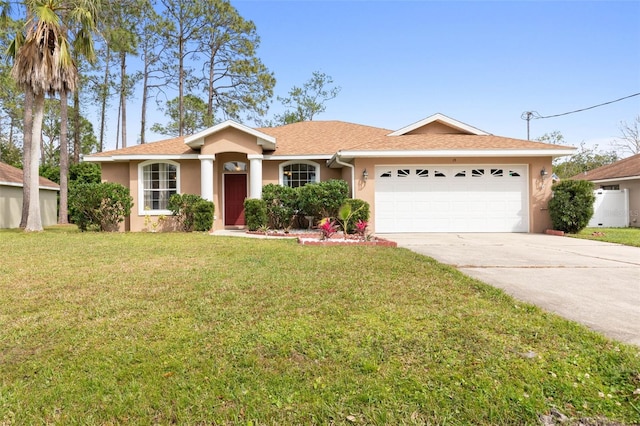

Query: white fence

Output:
[588, 189, 629, 228]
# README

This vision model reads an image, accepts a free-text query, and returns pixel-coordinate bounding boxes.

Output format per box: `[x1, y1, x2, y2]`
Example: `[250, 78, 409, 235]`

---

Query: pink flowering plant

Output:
[318, 218, 338, 240]
[355, 219, 368, 240]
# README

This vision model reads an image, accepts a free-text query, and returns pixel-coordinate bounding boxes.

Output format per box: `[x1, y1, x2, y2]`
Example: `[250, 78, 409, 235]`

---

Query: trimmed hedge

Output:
[193, 199, 215, 232]
[262, 184, 297, 229]
[296, 179, 349, 220]
[69, 182, 133, 232]
[169, 194, 214, 232]
[244, 199, 268, 231]
[549, 180, 595, 233]
[260, 180, 369, 231]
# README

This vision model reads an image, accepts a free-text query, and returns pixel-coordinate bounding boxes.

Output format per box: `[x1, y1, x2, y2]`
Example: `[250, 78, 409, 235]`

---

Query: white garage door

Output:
[375, 165, 529, 233]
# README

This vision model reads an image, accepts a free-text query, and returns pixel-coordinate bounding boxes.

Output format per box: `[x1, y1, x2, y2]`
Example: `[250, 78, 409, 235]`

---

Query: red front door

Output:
[224, 174, 247, 226]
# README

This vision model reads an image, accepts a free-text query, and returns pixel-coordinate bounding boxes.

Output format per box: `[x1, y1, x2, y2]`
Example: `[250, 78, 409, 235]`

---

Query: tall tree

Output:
[537, 132, 619, 179]
[2, 2, 32, 228]
[156, 0, 275, 135]
[612, 115, 640, 157]
[151, 94, 209, 136]
[137, 0, 169, 144]
[71, 53, 84, 161]
[0, 71, 23, 154]
[0, 16, 24, 161]
[159, 0, 202, 136]
[39, 98, 98, 168]
[196, 0, 275, 125]
[273, 71, 340, 125]
[10, 0, 99, 231]
[114, 0, 143, 148]
[83, 10, 115, 152]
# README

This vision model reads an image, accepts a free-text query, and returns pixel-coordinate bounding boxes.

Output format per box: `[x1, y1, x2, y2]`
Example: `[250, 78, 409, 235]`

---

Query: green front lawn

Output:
[1, 228, 639, 424]
[570, 227, 640, 247]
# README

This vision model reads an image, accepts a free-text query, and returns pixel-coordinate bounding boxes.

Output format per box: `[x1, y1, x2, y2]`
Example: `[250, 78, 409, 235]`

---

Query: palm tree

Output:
[9, 0, 98, 231]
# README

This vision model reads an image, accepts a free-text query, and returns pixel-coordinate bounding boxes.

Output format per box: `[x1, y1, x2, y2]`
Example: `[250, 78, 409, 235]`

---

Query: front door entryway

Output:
[224, 174, 247, 226]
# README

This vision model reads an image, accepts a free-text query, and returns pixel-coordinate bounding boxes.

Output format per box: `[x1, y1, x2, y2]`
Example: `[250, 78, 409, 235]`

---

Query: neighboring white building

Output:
[0, 162, 60, 228]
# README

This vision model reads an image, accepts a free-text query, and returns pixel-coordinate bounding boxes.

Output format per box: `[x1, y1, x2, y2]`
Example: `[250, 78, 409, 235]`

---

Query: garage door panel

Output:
[375, 165, 528, 233]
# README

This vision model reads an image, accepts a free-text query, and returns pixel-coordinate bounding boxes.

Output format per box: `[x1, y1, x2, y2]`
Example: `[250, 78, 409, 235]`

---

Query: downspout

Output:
[331, 151, 356, 198]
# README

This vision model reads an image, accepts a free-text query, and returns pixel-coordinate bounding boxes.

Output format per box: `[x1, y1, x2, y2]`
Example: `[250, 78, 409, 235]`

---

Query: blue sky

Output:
[123, 0, 640, 153]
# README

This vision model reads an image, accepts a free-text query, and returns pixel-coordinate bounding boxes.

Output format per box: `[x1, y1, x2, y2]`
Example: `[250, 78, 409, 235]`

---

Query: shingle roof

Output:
[89, 136, 195, 157]
[257, 121, 391, 155]
[341, 133, 574, 152]
[0, 162, 60, 189]
[572, 153, 640, 181]
[85, 120, 573, 159]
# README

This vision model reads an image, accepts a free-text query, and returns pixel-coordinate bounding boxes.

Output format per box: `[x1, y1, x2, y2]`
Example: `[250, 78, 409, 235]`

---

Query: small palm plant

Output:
[336, 202, 365, 238]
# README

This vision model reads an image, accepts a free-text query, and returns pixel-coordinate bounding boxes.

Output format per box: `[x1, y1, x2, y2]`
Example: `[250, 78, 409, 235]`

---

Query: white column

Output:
[199, 155, 215, 201]
[248, 154, 263, 199]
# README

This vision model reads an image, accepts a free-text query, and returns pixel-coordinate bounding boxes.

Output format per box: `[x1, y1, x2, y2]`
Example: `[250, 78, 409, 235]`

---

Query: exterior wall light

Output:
[363, 168, 369, 181]
[540, 167, 548, 178]
[539, 167, 549, 190]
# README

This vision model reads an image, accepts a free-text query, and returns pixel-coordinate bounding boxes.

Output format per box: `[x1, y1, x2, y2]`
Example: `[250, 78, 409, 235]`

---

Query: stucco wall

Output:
[201, 128, 263, 156]
[261, 159, 340, 186]
[352, 156, 554, 233]
[100, 154, 556, 234]
[0, 185, 58, 228]
[132, 159, 200, 232]
[100, 162, 130, 231]
[593, 179, 640, 228]
[406, 121, 465, 135]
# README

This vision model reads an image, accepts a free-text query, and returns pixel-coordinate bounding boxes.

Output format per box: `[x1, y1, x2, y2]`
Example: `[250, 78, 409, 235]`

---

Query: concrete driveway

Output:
[382, 233, 640, 346]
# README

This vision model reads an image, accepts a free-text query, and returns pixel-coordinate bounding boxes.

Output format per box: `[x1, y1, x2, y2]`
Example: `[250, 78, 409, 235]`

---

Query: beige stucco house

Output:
[0, 162, 59, 228]
[85, 113, 575, 233]
[573, 153, 640, 228]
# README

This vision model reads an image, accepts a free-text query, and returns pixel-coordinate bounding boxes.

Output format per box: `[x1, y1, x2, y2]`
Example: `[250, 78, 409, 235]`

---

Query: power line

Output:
[533, 92, 640, 119]
[521, 92, 640, 139]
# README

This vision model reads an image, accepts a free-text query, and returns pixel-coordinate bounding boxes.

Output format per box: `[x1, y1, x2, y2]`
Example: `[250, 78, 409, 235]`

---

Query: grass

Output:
[1, 227, 639, 425]
[569, 227, 640, 247]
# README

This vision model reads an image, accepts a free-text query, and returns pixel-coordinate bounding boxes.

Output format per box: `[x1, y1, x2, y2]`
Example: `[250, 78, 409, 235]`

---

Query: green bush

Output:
[39, 164, 60, 184]
[262, 183, 297, 229]
[193, 199, 214, 232]
[69, 182, 133, 232]
[244, 199, 268, 231]
[549, 180, 595, 233]
[296, 179, 348, 220]
[169, 194, 214, 232]
[70, 162, 101, 184]
[343, 198, 370, 233]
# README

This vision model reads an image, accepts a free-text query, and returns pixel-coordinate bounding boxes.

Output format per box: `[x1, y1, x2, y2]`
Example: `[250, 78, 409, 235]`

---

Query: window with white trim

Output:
[280, 161, 319, 188]
[139, 161, 179, 214]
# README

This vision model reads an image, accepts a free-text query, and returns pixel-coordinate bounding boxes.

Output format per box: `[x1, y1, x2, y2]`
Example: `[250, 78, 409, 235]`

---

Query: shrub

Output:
[244, 199, 268, 231]
[343, 198, 370, 232]
[169, 194, 214, 232]
[70, 162, 101, 185]
[549, 180, 595, 233]
[69, 182, 133, 232]
[39, 164, 60, 184]
[296, 179, 348, 220]
[192, 199, 215, 232]
[262, 184, 297, 229]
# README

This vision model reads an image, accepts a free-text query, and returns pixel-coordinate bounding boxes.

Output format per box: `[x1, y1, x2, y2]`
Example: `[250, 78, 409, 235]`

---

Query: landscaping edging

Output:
[298, 237, 397, 247]
[545, 229, 565, 236]
[245, 230, 397, 247]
